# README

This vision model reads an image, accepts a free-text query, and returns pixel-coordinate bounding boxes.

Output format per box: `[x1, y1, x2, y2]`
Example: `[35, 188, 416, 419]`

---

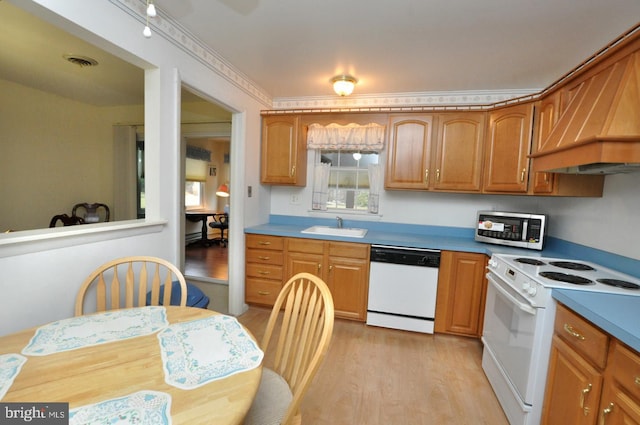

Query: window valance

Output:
[186, 145, 211, 162]
[307, 123, 385, 150]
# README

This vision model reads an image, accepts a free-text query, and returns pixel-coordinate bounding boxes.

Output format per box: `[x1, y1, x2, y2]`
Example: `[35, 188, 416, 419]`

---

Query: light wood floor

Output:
[237, 307, 509, 425]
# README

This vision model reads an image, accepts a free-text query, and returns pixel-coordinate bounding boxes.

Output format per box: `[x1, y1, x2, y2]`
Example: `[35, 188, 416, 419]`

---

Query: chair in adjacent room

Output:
[209, 213, 229, 247]
[72, 202, 110, 223]
[49, 214, 85, 227]
[74, 256, 187, 316]
[243, 272, 335, 425]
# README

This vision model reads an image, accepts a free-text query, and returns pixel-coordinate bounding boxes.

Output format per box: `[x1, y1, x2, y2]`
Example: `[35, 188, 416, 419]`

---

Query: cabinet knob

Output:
[520, 168, 526, 182]
[436, 169, 440, 182]
[291, 165, 296, 177]
[579, 383, 592, 416]
[258, 241, 272, 246]
[424, 169, 429, 183]
[258, 270, 270, 275]
[601, 402, 614, 425]
[258, 256, 271, 260]
[258, 291, 271, 296]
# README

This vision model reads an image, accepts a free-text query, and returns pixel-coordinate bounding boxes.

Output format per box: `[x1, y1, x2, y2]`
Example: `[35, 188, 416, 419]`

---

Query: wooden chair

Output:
[75, 256, 187, 316]
[244, 273, 334, 425]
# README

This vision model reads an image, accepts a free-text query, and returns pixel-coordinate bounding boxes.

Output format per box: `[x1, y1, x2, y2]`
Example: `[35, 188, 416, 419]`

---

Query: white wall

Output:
[0, 0, 269, 335]
[272, 151, 640, 260]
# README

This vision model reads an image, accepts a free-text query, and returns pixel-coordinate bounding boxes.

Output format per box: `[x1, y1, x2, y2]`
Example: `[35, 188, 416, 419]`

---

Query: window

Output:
[318, 150, 379, 211]
[185, 181, 203, 208]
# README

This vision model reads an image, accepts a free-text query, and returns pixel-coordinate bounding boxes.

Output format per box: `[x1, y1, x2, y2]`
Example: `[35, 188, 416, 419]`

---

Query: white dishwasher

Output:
[367, 245, 441, 334]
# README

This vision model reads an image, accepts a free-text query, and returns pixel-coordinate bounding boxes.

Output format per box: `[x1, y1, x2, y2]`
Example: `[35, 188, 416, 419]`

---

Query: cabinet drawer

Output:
[287, 237, 324, 254]
[246, 234, 284, 250]
[245, 278, 282, 305]
[246, 263, 283, 280]
[555, 303, 609, 369]
[246, 249, 284, 265]
[328, 242, 369, 259]
[609, 341, 640, 400]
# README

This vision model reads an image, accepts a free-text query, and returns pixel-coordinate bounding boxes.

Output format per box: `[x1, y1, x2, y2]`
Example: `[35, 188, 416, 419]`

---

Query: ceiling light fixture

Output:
[331, 75, 358, 96]
[143, 0, 156, 38]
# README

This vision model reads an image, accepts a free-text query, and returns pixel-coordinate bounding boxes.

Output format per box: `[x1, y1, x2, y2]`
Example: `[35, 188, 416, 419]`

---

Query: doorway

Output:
[181, 87, 232, 286]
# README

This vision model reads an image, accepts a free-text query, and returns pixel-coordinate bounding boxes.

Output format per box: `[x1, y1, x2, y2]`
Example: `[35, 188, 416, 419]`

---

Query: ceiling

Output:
[2, 0, 640, 106]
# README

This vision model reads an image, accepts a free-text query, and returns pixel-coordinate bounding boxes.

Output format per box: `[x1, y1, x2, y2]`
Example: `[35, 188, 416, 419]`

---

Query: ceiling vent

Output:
[63, 54, 98, 68]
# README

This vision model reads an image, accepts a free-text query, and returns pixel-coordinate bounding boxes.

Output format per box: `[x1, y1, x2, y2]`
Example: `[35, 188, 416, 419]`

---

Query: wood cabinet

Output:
[434, 251, 488, 337]
[385, 112, 485, 192]
[483, 102, 534, 193]
[245, 234, 284, 306]
[260, 115, 307, 186]
[285, 237, 370, 321]
[542, 303, 640, 425]
[432, 112, 485, 192]
[385, 114, 434, 190]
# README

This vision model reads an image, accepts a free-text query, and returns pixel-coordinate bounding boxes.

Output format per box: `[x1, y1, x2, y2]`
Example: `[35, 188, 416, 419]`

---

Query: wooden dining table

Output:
[0, 306, 263, 425]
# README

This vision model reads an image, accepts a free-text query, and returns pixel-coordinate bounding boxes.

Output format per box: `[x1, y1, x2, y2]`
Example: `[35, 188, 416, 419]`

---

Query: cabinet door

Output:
[532, 96, 558, 193]
[327, 256, 369, 321]
[541, 335, 603, 425]
[286, 252, 323, 279]
[434, 251, 487, 337]
[483, 103, 533, 193]
[596, 388, 640, 425]
[385, 114, 433, 190]
[433, 112, 485, 192]
[261, 115, 307, 185]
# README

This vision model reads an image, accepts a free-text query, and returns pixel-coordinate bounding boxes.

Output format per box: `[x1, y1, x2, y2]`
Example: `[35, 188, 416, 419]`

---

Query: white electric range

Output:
[482, 253, 640, 425]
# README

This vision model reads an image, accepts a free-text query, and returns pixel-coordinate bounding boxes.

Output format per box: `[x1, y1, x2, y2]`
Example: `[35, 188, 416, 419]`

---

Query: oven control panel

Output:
[487, 257, 552, 308]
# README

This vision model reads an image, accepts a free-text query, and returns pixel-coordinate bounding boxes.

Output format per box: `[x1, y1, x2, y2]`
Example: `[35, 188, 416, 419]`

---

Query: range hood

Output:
[531, 41, 640, 175]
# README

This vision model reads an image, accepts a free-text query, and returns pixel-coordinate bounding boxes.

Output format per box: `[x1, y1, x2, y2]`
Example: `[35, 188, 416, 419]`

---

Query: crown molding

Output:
[272, 89, 541, 110]
[111, 0, 272, 107]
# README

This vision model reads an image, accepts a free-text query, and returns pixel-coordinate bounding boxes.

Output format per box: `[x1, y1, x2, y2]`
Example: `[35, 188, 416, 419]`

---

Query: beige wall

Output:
[0, 78, 144, 231]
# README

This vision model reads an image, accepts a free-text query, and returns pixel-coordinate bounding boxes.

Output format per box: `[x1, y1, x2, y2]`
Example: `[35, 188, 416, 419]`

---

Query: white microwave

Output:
[475, 211, 547, 250]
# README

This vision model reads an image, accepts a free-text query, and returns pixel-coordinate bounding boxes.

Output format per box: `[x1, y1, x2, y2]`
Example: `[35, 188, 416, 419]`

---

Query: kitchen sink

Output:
[300, 225, 368, 238]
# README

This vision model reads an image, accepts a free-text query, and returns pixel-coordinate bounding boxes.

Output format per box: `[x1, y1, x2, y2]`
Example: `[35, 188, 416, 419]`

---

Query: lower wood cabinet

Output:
[434, 251, 488, 337]
[542, 303, 640, 425]
[285, 237, 370, 321]
[245, 234, 284, 306]
[245, 234, 370, 321]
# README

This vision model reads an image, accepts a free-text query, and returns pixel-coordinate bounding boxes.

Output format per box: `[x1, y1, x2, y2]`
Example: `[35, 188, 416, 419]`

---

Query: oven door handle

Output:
[487, 274, 537, 316]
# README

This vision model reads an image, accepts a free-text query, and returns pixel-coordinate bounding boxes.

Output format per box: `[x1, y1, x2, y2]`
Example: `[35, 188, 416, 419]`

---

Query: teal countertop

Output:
[246, 214, 640, 352]
[553, 290, 640, 352]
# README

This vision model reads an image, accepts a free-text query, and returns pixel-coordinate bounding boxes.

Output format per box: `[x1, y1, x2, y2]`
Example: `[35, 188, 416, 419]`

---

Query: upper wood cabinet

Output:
[260, 115, 307, 186]
[483, 103, 534, 193]
[385, 114, 433, 190]
[385, 112, 485, 192]
[433, 112, 485, 192]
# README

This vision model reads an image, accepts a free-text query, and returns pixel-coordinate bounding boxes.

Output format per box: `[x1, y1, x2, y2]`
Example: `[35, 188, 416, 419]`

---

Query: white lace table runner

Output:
[0, 353, 27, 400]
[22, 307, 168, 356]
[69, 390, 171, 425]
[158, 315, 264, 389]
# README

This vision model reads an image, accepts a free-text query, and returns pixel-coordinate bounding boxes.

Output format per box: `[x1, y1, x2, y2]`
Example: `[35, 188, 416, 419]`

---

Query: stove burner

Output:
[515, 258, 546, 266]
[539, 271, 594, 285]
[549, 261, 596, 271]
[597, 278, 640, 290]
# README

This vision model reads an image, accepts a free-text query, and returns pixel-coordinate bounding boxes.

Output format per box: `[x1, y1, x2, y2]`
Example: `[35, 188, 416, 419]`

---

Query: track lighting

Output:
[143, 0, 156, 38]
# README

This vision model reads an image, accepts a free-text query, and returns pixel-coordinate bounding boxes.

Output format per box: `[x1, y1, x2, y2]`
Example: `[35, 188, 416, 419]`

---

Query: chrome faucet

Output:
[336, 216, 343, 229]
